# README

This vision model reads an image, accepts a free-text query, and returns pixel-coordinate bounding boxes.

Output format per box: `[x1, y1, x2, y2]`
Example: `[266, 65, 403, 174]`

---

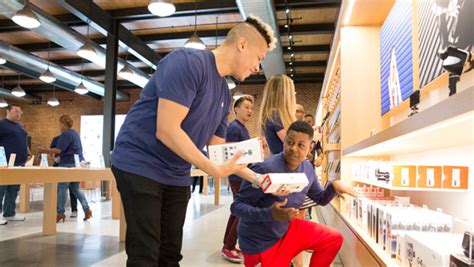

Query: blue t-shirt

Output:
[264, 112, 284, 154]
[111, 49, 230, 187]
[226, 119, 250, 183]
[230, 152, 336, 255]
[55, 129, 84, 165]
[0, 119, 28, 166]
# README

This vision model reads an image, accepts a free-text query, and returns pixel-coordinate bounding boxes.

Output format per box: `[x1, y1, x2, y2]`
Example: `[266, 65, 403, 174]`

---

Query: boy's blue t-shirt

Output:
[226, 119, 250, 183]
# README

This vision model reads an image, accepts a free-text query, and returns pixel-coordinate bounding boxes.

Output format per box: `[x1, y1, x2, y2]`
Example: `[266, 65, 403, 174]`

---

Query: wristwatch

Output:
[251, 173, 263, 188]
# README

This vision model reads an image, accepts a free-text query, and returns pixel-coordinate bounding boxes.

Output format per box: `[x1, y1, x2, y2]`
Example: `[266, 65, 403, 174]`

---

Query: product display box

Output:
[208, 138, 264, 165]
[402, 232, 463, 267]
[417, 166, 442, 188]
[443, 166, 469, 189]
[0, 146, 7, 167]
[260, 173, 309, 193]
[392, 165, 417, 188]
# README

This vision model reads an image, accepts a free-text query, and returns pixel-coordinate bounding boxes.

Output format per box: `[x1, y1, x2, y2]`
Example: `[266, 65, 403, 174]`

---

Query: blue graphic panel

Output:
[380, 0, 413, 115]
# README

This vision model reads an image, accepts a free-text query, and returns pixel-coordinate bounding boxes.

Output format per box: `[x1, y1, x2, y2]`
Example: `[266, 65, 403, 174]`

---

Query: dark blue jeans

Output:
[0, 184, 20, 217]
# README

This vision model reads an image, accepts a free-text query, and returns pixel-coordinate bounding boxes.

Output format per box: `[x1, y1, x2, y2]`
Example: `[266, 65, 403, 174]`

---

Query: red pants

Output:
[222, 180, 242, 250]
[242, 218, 343, 267]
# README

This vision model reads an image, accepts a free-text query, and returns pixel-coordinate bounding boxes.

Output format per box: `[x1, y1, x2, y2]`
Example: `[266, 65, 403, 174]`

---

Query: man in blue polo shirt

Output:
[111, 16, 278, 266]
[231, 121, 356, 267]
[221, 94, 254, 263]
[0, 104, 30, 224]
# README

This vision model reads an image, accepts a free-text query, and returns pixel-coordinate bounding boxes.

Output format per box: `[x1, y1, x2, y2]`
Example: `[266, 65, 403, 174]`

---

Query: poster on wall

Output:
[418, 0, 473, 88]
[80, 115, 126, 167]
[380, 0, 414, 115]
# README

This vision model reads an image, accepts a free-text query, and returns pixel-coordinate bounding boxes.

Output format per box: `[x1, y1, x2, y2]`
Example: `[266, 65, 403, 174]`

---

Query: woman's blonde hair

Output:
[258, 74, 296, 135]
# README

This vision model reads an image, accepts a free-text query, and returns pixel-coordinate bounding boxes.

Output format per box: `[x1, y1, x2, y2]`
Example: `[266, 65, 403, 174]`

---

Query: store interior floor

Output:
[0, 186, 343, 266]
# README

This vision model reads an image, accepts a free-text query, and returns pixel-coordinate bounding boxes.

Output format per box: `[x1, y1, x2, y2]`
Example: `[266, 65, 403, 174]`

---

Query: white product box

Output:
[403, 232, 463, 267]
[8, 153, 16, 167]
[25, 155, 34, 167]
[260, 173, 309, 193]
[0, 146, 6, 167]
[40, 153, 49, 168]
[208, 138, 264, 165]
[74, 154, 81, 168]
[395, 196, 410, 205]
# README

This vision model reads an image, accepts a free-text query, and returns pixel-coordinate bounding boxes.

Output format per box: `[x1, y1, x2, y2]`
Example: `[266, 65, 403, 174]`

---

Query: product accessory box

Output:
[208, 138, 264, 165]
[260, 173, 309, 193]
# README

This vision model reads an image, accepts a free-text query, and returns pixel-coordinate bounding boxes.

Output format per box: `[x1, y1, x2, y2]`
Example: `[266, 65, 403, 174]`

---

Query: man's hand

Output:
[271, 199, 298, 221]
[216, 150, 247, 178]
[332, 180, 358, 200]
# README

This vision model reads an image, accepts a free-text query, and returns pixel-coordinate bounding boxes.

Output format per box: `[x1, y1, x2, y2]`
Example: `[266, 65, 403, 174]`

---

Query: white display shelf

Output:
[343, 86, 474, 157]
[352, 177, 469, 192]
[331, 203, 400, 267]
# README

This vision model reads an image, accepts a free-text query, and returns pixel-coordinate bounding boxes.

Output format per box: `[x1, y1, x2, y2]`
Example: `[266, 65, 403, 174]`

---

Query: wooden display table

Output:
[190, 169, 221, 206]
[0, 167, 125, 240]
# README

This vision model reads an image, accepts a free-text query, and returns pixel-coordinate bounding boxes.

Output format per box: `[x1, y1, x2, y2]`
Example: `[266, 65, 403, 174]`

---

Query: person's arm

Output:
[306, 166, 337, 205]
[156, 99, 245, 179]
[276, 128, 286, 142]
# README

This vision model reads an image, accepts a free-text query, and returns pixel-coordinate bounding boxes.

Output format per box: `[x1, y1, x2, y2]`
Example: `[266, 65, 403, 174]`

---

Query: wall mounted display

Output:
[418, 0, 473, 88]
[380, 0, 414, 115]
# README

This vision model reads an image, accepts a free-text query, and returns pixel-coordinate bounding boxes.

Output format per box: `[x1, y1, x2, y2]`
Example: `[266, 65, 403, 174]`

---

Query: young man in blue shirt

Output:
[221, 94, 254, 263]
[111, 16, 279, 266]
[0, 104, 30, 224]
[231, 121, 356, 267]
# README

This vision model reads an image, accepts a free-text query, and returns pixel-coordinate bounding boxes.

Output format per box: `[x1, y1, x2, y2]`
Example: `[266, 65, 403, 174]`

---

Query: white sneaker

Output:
[0, 218, 7, 225]
[4, 215, 25, 221]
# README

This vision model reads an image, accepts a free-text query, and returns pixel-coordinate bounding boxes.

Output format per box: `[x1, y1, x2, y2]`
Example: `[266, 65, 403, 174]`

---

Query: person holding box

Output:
[110, 16, 285, 266]
[231, 121, 356, 267]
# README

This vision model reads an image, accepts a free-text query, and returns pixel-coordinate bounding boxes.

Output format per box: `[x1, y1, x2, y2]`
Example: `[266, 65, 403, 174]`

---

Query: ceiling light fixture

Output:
[185, 1, 206, 50]
[12, 73, 26, 97]
[11, 4, 41, 29]
[75, 58, 89, 95]
[0, 56, 6, 65]
[40, 41, 56, 83]
[148, 0, 176, 17]
[77, 2, 97, 60]
[47, 85, 60, 106]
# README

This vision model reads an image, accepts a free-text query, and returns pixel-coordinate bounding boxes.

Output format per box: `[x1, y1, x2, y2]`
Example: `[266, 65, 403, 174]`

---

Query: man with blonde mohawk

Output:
[111, 15, 277, 266]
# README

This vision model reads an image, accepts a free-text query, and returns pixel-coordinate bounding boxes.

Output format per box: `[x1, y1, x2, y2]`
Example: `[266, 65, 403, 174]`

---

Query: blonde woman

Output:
[258, 74, 296, 155]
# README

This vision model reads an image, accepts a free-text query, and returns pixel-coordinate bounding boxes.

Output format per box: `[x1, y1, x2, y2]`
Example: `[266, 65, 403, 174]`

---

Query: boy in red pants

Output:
[231, 121, 355, 267]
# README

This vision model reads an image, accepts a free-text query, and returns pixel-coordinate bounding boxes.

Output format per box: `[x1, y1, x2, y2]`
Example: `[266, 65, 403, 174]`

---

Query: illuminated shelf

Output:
[335, 209, 401, 267]
[352, 178, 469, 192]
[343, 86, 474, 157]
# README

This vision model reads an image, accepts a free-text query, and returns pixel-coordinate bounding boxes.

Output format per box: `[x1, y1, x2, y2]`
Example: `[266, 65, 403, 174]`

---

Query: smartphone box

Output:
[260, 173, 309, 193]
[8, 153, 16, 167]
[0, 147, 7, 167]
[418, 166, 442, 188]
[392, 165, 417, 188]
[40, 153, 49, 168]
[25, 155, 34, 167]
[208, 138, 264, 165]
[443, 166, 469, 189]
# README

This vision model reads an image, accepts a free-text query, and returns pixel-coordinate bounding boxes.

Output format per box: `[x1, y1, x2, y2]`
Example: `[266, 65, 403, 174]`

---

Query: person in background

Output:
[39, 115, 92, 223]
[258, 74, 297, 155]
[110, 16, 280, 266]
[50, 135, 78, 218]
[231, 121, 355, 267]
[221, 94, 255, 263]
[0, 104, 30, 224]
[295, 104, 305, 121]
[303, 114, 314, 126]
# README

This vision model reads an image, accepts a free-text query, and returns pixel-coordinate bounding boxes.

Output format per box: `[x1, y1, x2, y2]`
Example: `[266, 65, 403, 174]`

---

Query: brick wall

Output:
[1, 83, 321, 160]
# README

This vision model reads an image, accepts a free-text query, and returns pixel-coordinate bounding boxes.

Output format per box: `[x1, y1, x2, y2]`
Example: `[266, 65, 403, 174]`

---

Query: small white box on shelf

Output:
[40, 153, 49, 168]
[208, 138, 264, 165]
[8, 153, 16, 167]
[260, 173, 309, 193]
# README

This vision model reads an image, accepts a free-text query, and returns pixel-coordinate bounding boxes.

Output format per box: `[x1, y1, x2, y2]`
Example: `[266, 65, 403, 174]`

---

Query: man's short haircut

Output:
[233, 94, 254, 110]
[244, 15, 277, 50]
[287, 120, 314, 140]
[304, 114, 314, 119]
[6, 104, 20, 111]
